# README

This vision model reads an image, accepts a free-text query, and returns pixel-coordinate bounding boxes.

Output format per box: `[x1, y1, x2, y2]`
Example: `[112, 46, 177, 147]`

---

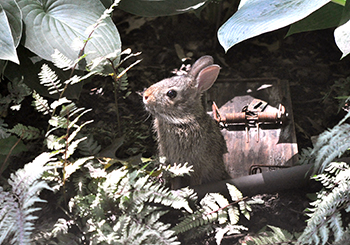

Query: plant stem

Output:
[108, 58, 121, 136]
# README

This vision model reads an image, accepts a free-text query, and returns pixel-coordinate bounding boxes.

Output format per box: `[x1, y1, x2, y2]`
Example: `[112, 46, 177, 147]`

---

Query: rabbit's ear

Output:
[189, 56, 214, 78]
[196, 65, 220, 92]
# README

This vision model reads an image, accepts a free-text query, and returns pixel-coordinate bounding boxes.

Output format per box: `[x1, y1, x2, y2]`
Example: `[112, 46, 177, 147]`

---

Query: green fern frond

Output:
[311, 111, 350, 174]
[39, 64, 63, 95]
[50, 97, 71, 111]
[114, 211, 180, 245]
[51, 49, 74, 70]
[65, 137, 87, 159]
[64, 156, 93, 180]
[174, 191, 243, 235]
[46, 101, 93, 153]
[77, 134, 101, 156]
[48, 115, 67, 129]
[108, 170, 193, 214]
[298, 162, 350, 245]
[64, 75, 80, 86]
[0, 152, 56, 244]
[7, 77, 31, 105]
[46, 134, 65, 151]
[247, 225, 296, 245]
[65, 72, 97, 86]
[314, 125, 350, 173]
[67, 118, 93, 144]
[0, 119, 10, 139]
[298, 147, 314, 165]
[8, 123, 41, 140]
[70, 166, 184, 244]
[332, 225, 350, 245]
[215, 223, 248, 245]
[227, 183, 251, 220]
[32, 90, 52, 115]
[298, 111, 350, 175]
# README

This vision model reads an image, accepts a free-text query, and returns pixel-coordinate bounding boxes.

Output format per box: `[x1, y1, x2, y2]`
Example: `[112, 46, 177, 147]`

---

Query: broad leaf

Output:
[119, 0, 209, 17]
[0, 0, 22, 64]
[334, 0, 350, 58]
[287, 2, 344, 36]
[335, 18, 350, 58]
[17, 0, 121, 74]
[218, 0, 331, 52]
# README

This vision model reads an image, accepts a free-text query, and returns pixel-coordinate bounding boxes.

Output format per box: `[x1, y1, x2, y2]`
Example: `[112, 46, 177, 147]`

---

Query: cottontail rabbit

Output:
[143, 56, 230, 188]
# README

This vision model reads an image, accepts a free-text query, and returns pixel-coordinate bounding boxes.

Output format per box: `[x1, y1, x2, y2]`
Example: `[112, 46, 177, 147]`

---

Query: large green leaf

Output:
[335, 19, 350, 58]
[218, 0, 331, 52]
[119, 0, 209, 17]
[0, 0, 22, 64]
[286, 2, 344, 36]
[334, 0, 350, 58]
[16, 0, 121, 74]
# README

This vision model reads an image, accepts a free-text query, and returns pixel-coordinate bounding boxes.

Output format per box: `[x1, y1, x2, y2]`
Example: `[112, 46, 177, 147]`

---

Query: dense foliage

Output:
[1, 0, 350, 244]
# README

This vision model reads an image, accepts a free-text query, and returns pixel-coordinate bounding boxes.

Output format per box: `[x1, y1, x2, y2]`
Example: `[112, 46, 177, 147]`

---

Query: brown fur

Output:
[143, 56, 230, 188]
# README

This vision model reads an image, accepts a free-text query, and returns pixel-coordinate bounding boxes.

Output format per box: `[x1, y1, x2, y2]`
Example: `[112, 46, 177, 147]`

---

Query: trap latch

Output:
[212, 99, 287, 142]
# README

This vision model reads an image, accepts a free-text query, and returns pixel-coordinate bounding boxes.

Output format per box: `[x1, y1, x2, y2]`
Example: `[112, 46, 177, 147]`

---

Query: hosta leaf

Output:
[287, 2, 344, 36]
[17, 0, 121, 74]
[0, 0, 22, 64]
[218, 0, 330, 52]
[334, 0, 350, 59]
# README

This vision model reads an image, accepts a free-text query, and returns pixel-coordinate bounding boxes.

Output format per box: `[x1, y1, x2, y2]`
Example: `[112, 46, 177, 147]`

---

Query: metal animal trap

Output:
[206, 78, 298, 178]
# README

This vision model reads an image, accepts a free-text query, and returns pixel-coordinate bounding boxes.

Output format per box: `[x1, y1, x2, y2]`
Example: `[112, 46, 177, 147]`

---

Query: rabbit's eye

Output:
[166, 90, 177, 99]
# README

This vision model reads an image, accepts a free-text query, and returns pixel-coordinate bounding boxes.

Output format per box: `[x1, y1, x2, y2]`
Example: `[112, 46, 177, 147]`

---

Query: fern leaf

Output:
[215, 224, 247, 245]
[298, 162, 350, 245]
[310, 110, 350, 174]
[46, 134, 65, 151]
[8, 123, 41, 140]
[0, 119, 10, 139]
[329, 213, 344, 243]
[247, 225, 295, 245]
[201, 193, 228, 225]
[72, 166, 182, 245]
[315, 125, 350, 173]
[319, 224, 329, 245]
[64, 156, 93, 180]
[332, 225, 350, 245]
[59, 102, 78, 118]
[132, 176, 192, 212]
[173, 209, 210, 235]
[174, 192, 243, 235]
[226, 183, 250, 221]
[7, 77, 31, 105]
[32, 90, 51, 115]
[65, 75, 81, 85]
[39, 64, 63, 95]
[77, 134, 101, 156]
[227, 183, 243, 201]
[50, 97, 71, 110]
[48, 115, 67, 129]
[64, 72, 98, 86]
[51, 49, 74, 70]
[67, 119, 93, 144]
[0, 152, 56, 244]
